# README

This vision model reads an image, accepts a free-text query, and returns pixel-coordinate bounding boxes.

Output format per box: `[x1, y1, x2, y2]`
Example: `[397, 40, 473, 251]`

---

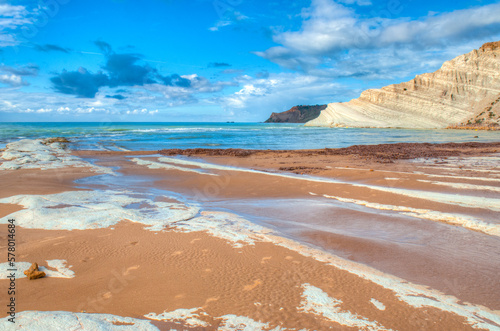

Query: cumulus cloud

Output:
[0, 74, 26, 86]
[0, 88, 163, 119]
[159, 74, 192, 88]
[219, 72, 355, 120]
[50, 42, 231, 99]
[257, 0, 500, 78]
[0, 89, 114, 115]
[51, 67, 109, 98]
[143, 74, 236, 107]
[104, 53, 155, 86]
[0, 64, 38, 86]
[268, 0, 500, 55]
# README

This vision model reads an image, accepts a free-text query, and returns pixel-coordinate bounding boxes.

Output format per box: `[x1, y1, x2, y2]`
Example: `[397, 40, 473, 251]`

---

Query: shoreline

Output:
[1, 138, 500, 330]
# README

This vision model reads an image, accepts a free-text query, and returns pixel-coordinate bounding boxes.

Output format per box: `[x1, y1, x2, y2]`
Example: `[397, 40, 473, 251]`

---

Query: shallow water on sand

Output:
[206, 198, 500, 309]
[72, 154, 500, 310]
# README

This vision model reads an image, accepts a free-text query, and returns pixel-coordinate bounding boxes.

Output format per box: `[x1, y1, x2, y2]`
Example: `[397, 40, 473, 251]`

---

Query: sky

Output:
[0, 0, 500, 122]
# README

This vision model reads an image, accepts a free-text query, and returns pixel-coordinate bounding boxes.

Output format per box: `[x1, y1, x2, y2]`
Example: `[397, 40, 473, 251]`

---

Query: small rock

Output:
[43, 137, 70, 145]
[24, 262, 46, 280]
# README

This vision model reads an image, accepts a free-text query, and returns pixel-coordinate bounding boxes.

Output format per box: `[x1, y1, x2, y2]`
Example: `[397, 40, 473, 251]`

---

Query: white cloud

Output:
[209, 9, 248, 31]
[257, 0, 500, 78]
[0, 4, 32, 47]
[0, 78, 234, 119]
[209, 20, 232, 31]
[0, 74, 25, 86]
[0, 4, 26, 17]
[272, 0, 500, 55]
[219, 72, 356, 120]
[0, 89, 119, 115]
[0, 64, 38, 86]
[125, 108, 158, 115]
[141, 76, 235, 107]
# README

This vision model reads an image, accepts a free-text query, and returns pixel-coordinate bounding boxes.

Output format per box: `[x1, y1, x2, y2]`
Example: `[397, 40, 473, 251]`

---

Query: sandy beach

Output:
[3, 0, 500, 329]
[1, 140, 500, 330]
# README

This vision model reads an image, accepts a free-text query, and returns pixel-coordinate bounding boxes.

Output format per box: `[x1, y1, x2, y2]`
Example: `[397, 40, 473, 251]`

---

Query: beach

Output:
[3, 0, 500, 328]
[1, 138, 499, 330]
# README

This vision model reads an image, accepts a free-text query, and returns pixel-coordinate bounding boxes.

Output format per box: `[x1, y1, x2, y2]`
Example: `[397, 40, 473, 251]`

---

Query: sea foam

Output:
[0, 311, 158, 330]
[322, 194, 500, 237]
[298, 284, 390, 330]
[0, 190, 199, 231]
[146, 307, 277, 330]
[0, 138, 113, 174]
[138, 157, 500, 212]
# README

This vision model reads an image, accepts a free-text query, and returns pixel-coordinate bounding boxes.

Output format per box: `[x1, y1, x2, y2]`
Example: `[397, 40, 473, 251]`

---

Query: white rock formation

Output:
[306, 41, 500, 128]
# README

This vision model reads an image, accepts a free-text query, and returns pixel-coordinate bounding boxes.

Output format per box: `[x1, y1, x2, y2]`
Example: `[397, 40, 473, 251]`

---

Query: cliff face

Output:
[265, 105, 327, 123]
[306, 41, 500, 129]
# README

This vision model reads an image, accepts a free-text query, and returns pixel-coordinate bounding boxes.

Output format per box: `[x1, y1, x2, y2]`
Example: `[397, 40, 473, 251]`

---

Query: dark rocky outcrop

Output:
[264, 105, 327, 123]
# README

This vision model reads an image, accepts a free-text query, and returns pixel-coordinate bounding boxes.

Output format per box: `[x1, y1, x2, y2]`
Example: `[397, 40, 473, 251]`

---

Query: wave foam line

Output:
[417, 166, 500, 175]
[158, 156, 248, 172]
[157, 157, 500, 212]
[417, 179, 500, 193]
[334, 166, 500, 182]
[369, 186, 500, 212]
[425, 173, 500, 182]
[322, 194, 500, 237]
[131, 158, 217, 176]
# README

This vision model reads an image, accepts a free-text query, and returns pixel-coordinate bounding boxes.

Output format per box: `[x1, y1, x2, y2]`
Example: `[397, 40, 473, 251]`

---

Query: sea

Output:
[0, 122, 498, 150]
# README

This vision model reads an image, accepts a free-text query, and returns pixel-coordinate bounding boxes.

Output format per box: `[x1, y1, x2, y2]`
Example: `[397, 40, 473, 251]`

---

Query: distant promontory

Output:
[264, 105, 327, 123]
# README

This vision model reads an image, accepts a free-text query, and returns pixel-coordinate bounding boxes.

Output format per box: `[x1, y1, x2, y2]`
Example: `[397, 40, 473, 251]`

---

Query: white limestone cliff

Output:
[305, 41, 500, 129]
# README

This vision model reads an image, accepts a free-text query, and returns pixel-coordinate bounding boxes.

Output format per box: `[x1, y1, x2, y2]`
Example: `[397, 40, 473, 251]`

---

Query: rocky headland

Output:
[305, 41, 500, 129]
[265, 104, 327, 123]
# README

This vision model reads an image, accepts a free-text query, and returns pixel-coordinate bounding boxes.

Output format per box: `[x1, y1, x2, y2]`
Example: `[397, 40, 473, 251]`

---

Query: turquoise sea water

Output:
[0, 122, 498, 150]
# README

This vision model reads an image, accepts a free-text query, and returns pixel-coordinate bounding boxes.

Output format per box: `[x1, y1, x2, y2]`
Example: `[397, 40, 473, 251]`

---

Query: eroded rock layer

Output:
[306, 41, 500, 129]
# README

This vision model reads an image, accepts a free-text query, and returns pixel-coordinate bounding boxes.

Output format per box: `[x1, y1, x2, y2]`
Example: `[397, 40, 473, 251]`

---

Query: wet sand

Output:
[1, 141, 500, 330]
[3, 221, 481, 331]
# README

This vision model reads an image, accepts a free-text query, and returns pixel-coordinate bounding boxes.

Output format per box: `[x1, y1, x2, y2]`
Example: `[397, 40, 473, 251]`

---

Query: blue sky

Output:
[1, 0, 500, 122]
